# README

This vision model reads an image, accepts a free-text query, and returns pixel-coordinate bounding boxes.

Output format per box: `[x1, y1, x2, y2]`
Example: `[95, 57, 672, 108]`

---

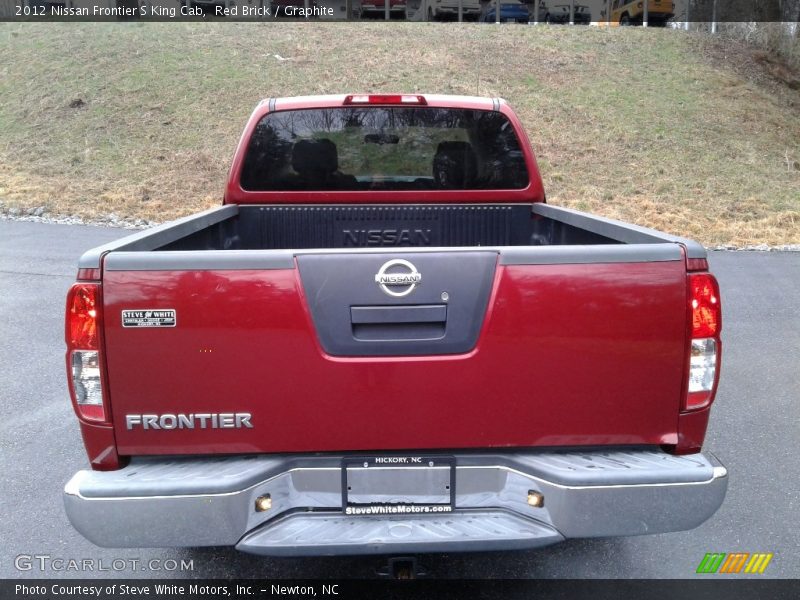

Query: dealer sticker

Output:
[121, 309, 176, 328]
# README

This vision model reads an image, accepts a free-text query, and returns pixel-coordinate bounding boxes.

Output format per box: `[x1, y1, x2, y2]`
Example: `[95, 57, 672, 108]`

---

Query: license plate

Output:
[342, 456, 455, 516]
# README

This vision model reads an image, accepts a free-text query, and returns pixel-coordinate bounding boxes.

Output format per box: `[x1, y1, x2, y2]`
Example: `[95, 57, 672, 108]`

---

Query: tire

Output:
[620, 13, 630, 25]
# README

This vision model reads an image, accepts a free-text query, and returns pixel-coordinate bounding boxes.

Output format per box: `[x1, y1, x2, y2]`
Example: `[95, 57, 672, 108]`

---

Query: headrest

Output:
[292, 139, 338, 175]
[433, 141, 478, 189]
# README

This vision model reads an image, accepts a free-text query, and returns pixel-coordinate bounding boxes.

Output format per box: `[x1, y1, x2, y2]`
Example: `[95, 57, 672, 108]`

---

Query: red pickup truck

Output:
[63, 94, 726, 556]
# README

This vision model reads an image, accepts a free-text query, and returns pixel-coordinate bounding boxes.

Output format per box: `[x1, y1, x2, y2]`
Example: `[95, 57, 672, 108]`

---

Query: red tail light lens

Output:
[683, 273, 722, 412]
[689, 274, 720, 338]
[344, 94, 427, 106]
[67, 284, 99, 350]
[66, 283, 107, 423]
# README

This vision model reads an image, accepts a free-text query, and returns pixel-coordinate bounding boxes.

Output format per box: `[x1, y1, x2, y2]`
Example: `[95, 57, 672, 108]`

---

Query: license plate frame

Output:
[342, 456, 456, 515]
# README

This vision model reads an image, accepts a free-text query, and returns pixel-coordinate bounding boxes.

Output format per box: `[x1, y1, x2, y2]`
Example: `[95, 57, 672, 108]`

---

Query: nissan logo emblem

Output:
[375, 259, 422, 297]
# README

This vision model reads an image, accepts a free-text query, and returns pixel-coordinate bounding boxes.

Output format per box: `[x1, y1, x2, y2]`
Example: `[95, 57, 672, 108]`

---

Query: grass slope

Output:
[0, 23, 798, 245]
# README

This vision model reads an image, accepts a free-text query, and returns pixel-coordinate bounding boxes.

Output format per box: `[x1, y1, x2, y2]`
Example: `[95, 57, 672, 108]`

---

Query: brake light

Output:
[684, 274, 722, 412]
[66, 283, 107, 423]
[68, 284, 99, 349]
[343, 94, 427, 106]
[690, 274, 720, 337]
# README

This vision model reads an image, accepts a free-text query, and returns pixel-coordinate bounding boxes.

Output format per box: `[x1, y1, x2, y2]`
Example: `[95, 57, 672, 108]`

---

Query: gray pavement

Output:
[0, 219, 797, 579]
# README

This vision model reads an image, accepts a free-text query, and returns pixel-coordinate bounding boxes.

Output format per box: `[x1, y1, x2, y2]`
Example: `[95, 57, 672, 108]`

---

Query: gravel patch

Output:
[0, 205, 157, 230]
[710, 244, 800, 252]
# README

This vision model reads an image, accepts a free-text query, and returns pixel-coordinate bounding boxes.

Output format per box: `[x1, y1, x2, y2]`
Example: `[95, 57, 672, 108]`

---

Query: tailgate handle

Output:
[350, 304, 447, 325]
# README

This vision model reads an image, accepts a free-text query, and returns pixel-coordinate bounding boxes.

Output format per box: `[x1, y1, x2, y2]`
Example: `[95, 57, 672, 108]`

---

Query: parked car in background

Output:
[429, 0, 482, 20]
[611, 0, 674, 25]
[528, 0, 548, 22]
[545, 3, 591, 24]
[359, 0, 407, 18]
[481, 0, 529, 23]
[571, 3, 590, 23]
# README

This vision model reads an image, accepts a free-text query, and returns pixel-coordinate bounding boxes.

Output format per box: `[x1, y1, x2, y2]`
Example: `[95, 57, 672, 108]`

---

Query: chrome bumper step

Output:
[237, 511, 564, 556]
[64, 449, 728, 555]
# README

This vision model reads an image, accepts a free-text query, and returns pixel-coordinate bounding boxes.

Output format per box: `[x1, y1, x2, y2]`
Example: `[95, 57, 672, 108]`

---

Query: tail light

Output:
[66, 283, 107, 423]
[684, 273, 721, 412]
[343, 94, 427, 106]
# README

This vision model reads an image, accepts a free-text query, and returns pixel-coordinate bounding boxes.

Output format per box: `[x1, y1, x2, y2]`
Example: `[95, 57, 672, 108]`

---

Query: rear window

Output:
[239, 107, 529, 192]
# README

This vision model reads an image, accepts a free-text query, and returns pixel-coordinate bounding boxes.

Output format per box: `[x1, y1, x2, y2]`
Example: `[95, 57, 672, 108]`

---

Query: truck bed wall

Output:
[157, 204, 618, 251]
[76, 203, 707, 271]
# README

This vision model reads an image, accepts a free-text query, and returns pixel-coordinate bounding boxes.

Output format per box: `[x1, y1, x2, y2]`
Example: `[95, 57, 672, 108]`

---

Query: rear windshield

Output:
[239, 107, 529, 192]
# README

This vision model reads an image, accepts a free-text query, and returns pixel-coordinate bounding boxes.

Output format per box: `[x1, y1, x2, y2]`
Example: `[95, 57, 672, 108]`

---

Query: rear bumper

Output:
[64, 449, 727, 556]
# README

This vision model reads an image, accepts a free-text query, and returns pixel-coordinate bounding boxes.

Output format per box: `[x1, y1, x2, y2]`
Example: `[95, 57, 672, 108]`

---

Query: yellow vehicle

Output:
[610, 0, 674, 25]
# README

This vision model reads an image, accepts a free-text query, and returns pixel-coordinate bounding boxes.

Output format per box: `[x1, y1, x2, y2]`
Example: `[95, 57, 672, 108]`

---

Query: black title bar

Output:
[1, 0, 799, 23]
[2, 580, 800, 600]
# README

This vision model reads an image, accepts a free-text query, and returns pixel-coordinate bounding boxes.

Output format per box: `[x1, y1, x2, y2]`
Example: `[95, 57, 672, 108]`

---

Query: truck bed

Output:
[79, 202, 704, 458]
[80, 202, 706, 260]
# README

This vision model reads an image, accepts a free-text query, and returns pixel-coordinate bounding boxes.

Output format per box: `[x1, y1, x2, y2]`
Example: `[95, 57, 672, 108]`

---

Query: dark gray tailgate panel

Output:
[297, 251, 497, 356]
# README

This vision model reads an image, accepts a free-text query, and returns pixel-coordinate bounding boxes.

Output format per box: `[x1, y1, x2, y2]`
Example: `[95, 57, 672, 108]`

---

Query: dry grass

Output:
[0, 23, 798, 245]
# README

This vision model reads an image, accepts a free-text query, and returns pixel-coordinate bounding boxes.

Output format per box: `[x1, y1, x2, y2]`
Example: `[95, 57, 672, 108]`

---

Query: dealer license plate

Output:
[342, 456, 455, 516]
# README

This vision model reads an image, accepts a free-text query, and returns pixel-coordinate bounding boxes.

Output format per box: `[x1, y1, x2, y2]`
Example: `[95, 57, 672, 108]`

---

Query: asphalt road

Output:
[1, 220, 798, 579]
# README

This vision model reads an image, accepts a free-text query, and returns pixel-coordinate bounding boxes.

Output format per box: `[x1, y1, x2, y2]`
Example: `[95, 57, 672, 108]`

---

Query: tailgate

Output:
[102, 246, 688, 455]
